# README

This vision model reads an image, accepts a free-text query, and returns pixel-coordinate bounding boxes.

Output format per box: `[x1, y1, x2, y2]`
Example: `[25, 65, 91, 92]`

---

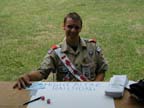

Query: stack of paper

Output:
[105, 75, 128, 98]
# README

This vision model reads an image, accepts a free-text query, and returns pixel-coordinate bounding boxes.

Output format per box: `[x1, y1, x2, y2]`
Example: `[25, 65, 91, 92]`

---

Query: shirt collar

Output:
[61, 38, 87, 52]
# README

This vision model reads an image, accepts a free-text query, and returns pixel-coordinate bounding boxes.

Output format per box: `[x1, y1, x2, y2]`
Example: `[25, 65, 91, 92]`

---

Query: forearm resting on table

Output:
[27, 71, 44, 81]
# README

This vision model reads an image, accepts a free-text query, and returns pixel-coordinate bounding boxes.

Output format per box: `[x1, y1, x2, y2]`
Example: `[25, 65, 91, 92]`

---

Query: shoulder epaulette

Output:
[48, 45, 59, 54]
[51, 45, 59, 50]
[88, 38, 96, 43]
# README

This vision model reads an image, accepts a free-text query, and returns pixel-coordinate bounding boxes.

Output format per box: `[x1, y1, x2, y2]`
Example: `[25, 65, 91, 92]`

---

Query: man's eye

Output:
[67, 25, 80, 30]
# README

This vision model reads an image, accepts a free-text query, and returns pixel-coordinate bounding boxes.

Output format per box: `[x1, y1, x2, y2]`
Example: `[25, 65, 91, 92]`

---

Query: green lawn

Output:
[0, 0, 144, 81]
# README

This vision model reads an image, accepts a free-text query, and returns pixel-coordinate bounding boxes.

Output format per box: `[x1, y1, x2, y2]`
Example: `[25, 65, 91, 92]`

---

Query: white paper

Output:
[26, 81, 46, 90]
[27, 82, 115, 108]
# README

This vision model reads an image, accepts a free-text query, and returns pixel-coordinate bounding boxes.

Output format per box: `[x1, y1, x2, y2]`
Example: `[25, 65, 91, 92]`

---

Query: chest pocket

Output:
[81, 62, 96, 81]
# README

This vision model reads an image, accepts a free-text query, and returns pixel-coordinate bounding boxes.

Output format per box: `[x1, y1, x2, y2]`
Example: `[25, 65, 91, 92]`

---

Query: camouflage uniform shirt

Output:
[38, 38, 108, 81]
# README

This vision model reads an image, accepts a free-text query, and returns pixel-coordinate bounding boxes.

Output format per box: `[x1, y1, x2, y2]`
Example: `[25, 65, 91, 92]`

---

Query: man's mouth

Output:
[69, 33, 77, 37]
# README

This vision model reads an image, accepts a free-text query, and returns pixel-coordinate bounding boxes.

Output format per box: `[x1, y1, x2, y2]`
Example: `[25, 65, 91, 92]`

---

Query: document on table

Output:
[27, 82, 115, 108]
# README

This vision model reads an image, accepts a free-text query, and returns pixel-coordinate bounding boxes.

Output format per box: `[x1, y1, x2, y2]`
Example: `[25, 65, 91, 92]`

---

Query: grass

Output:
[0, 0, 144, 81]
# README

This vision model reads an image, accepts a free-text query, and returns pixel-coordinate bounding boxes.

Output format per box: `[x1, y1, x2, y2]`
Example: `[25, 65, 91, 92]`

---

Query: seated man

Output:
[13, 12, 108, 90]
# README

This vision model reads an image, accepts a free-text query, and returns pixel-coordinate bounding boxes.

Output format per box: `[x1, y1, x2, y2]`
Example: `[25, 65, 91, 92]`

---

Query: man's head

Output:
[63, 12, 82, 41]
[64, 12, 82, 27]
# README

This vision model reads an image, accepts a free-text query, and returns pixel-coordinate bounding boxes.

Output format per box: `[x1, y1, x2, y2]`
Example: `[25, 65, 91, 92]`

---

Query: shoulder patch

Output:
[96, 46, 101, 53]
[89, 38, 96, 43]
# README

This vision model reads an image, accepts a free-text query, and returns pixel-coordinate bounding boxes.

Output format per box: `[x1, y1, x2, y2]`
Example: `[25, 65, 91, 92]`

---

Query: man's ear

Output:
[62, 24, 66, 30]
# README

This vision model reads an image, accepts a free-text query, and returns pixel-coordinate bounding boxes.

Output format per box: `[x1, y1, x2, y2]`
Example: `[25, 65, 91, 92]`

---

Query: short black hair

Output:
[64, 12, 82, 27]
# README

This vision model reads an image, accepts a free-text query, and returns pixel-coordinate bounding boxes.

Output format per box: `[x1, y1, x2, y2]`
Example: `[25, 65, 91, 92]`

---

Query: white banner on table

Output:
[27, 82, 115, 108]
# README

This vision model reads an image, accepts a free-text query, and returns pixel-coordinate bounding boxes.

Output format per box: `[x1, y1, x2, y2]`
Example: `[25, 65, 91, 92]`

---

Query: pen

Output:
[23, 96, 45, 106]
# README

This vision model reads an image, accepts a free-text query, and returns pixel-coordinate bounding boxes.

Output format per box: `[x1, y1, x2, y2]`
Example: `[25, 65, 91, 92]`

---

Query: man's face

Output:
[63, 17, 82, 40]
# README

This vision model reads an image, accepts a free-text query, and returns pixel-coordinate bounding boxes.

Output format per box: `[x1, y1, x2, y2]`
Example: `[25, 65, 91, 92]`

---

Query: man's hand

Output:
[13, 74, 32, 90]
[13, 71, 44, 90]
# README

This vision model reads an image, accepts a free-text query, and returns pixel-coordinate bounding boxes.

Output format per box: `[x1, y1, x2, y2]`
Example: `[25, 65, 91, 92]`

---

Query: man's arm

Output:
[95, 72, 105, 81]
[13, 71, 44, 90]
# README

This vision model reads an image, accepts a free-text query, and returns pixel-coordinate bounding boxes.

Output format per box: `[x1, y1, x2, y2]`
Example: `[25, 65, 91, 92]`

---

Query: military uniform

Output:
[38, 38, 108, 81]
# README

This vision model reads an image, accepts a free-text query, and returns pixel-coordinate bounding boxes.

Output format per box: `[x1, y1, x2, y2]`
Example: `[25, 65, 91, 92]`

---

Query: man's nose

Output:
[71, 28, 77, 32]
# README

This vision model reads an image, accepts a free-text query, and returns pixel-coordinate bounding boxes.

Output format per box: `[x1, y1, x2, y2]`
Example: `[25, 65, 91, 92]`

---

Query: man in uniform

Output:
[13, 12, 108, 90]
